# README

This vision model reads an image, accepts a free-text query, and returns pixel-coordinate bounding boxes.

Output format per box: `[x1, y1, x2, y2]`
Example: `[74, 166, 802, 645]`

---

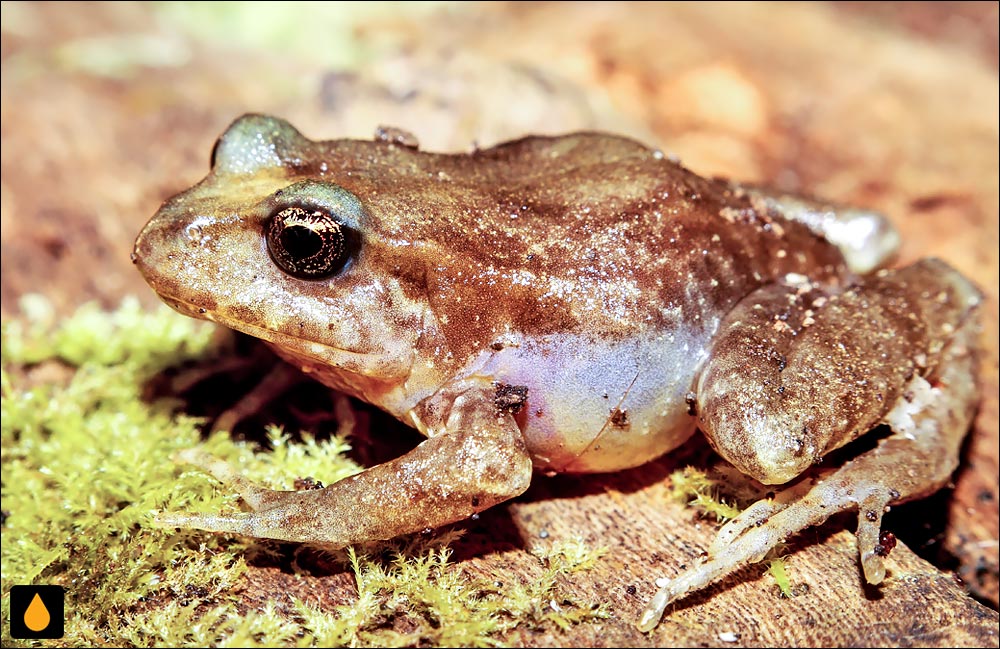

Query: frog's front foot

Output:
[158, 386, 533, 548]
[156, 447, 309, 533]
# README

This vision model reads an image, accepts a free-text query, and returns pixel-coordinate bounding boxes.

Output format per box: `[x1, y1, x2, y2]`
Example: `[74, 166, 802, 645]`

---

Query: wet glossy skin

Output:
[134, 115, 981, 630]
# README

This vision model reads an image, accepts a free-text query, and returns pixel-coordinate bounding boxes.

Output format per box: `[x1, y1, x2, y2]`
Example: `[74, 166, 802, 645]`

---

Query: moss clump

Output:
[668, 466, 742, 522]
[2, 296, 608, 647]
[2, 295, 247, 647]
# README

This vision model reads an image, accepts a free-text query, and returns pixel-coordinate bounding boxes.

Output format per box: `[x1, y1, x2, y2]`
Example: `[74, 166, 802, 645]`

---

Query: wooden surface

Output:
[2, 2, 997, 646]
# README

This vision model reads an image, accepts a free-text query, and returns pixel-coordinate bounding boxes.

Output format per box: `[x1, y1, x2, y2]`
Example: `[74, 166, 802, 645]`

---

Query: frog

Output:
[132, 114, 982, 631]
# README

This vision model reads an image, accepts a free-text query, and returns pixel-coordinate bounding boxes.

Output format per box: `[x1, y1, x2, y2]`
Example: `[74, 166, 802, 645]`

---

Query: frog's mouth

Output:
[154, 290, 431, 420]
[154, 293, 386, 376]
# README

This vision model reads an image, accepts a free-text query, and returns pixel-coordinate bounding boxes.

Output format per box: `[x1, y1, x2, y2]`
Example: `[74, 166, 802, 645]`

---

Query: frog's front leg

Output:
[159, 385, 533, 546]
[639, 259, 980, 631]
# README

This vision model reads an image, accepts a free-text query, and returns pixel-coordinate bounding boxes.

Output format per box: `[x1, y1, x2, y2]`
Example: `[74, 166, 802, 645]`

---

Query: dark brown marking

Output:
[494, 382, 529, 414]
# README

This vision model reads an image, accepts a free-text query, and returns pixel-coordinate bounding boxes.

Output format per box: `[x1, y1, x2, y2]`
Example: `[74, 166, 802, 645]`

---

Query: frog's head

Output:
[133, 114, 449, 414]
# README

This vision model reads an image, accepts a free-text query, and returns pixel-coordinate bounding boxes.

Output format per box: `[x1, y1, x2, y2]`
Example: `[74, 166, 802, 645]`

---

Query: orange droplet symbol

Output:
[24, 593, 51, 632]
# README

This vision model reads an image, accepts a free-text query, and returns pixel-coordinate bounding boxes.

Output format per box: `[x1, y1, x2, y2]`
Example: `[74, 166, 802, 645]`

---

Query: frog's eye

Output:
[266, 206, 356, 279]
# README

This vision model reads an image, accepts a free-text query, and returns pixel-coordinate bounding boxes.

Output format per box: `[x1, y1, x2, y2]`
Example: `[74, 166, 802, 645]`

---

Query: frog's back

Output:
[329, 132, 849, 344]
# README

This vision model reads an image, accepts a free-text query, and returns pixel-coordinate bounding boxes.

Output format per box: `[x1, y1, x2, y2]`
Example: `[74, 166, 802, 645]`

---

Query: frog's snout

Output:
[133, 206, 220, 318]
[132, 217, 168, 286]
[131, 224, 155, 278]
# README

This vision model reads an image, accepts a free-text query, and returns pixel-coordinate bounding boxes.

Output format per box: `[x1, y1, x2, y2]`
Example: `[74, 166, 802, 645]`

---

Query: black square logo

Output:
[9, 585, 65, 639]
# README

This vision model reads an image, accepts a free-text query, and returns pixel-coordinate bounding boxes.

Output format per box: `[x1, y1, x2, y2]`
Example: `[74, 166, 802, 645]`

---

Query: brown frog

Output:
[132, 114, 981, 630]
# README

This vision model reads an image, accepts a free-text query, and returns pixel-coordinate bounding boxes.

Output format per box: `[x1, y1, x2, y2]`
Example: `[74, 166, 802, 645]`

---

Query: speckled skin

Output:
[133, 115, 982, 629]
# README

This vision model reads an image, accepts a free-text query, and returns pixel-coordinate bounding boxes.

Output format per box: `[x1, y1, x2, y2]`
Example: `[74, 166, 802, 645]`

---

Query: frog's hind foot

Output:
[638, 475, 842, 632]
[639, 319, 978, 632]
[638, 464, 911, 632]
[706, 473, 891, 584]
[708, 479, 811, 555]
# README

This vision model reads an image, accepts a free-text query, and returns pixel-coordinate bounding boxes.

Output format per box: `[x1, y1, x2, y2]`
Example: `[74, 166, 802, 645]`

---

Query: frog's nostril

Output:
[132, 230, 162, 279]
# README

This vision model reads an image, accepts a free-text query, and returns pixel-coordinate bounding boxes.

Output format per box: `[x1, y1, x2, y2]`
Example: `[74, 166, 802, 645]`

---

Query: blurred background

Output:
[2, 2, 997, 646]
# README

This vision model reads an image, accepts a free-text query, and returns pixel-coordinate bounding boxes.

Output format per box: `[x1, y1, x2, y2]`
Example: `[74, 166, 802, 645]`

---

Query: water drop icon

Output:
[24, 592, 51, 631]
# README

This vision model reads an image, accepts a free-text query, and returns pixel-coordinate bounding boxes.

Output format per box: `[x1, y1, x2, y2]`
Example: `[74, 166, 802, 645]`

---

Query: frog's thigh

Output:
[160, 387, 533, 546]
[639, 260, 980, 631]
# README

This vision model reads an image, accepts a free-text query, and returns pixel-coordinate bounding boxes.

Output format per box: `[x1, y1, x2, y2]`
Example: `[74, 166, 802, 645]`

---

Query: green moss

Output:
[516, 538, 611, 631]
[668, 466, 742, 522]
[767, 557, 794, 598]
[1, 296, 608, 647]
[286, 529, 609, 646]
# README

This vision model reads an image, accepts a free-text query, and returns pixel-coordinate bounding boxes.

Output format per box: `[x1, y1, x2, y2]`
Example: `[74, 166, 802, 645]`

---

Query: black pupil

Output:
[280, 224, 323, 260]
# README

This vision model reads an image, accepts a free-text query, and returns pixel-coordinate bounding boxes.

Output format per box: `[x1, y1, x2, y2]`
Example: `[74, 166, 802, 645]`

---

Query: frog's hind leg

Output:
[641, 321, 978, 631]
[639, 259, 981, 631]
[737, 184, 900, 274]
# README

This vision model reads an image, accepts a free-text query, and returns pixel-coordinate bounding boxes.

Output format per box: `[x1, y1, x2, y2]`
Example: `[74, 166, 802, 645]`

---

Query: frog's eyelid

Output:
[265, 180, 366, 231]
[264, 200, 363, 240]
